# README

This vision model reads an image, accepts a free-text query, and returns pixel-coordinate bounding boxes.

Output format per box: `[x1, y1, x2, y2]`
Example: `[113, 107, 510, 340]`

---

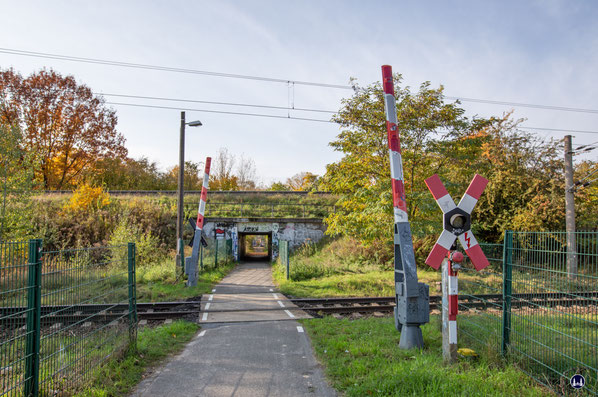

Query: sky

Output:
[1, 0, 597, 185]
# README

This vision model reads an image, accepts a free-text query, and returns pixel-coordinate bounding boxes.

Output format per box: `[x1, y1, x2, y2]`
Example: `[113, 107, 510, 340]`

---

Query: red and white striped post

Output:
[185, 157, 211, 287]
[382, 65, 429, 349]
[196, 157, 211, 232]
[443, 250, 463, 363]
[382, 65, 408, 225]
[424, 173, 490, 362]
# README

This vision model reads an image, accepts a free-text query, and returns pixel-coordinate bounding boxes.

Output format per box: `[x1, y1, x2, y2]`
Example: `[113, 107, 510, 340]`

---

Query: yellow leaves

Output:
[63, 183, 111, 212]
[457, 348, 478, 358]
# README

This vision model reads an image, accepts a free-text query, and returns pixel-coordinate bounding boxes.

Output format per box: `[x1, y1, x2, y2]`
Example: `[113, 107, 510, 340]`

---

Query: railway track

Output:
[290, 291, 598, 314]
[1, 291, 596, 326]
[0, 301, 202, 327]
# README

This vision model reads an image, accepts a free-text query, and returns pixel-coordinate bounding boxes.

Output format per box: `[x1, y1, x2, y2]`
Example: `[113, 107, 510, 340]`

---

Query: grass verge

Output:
[75, 320, 199, 397]
[273, 237, 507, 298]
[301, 316, 550, 396]
[136, 259, 236, 302]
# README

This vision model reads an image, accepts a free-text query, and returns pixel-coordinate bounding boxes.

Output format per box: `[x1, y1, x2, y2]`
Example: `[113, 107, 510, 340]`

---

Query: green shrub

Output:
[108, 218, 162, 268]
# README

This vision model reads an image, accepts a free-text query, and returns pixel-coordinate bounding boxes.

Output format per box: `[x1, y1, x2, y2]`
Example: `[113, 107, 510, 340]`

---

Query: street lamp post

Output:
[176, 111, 202, 274]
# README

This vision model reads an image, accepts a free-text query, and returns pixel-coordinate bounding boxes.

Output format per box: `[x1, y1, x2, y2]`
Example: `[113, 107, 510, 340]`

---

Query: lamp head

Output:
[187, 120, 202, 127]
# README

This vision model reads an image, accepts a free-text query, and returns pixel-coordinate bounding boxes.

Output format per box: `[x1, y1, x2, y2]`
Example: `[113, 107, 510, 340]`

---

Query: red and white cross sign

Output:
[424, 174, 490, 271]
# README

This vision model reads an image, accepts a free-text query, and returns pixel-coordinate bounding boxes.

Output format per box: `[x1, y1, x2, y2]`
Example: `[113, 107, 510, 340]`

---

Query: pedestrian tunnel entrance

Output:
[239, 232, 272, 261]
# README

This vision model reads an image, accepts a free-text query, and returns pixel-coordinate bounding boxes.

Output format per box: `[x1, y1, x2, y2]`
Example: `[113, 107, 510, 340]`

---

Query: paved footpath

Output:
[131, 262, 336, 397]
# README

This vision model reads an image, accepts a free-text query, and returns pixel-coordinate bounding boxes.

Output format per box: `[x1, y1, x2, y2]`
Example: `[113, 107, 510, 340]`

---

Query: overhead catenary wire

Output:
[105, 101, 336, 123]
[105, 100, 598, 134]
[0, 47, 353, 90]
[444, 96, 598, 115]
[97, 92, 338, 114]
[2, 46, 598, 115]
[578, 167, 598, 183]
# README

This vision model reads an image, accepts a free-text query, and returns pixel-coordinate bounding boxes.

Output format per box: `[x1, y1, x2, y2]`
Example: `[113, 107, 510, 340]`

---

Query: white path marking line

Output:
[205, 303, 211, 310]
[297, 326, 304, 333]
[208, 295, 213, 301]
[277, 300, 285, 308]
[199, 330, 206, 337]
[284, 309, 295, 318]
[272, 293, 279, 299]
[201, 312, 208, 321]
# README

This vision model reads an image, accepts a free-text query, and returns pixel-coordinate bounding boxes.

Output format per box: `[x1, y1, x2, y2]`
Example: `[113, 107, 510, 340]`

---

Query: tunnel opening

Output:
[239, 232, 272, 261]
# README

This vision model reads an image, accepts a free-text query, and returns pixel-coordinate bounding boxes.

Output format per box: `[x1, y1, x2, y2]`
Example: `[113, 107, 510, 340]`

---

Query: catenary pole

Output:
[564, 135, 577, 279]
[176, 111, 186, 272]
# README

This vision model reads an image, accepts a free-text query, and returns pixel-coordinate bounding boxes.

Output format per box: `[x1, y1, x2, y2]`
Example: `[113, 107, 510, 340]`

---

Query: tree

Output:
[322, 73, 488, 243]
[88, 156, 168, 190]
[210, 147, 238, 190]
[165, 161, 204, 191]
[0, 68, 127, 189]
[0, 123, 37, 239]
[236, 155, 258, 190]
[286, 172, 319, 191]
[268, 181, 291, 191]
[571, 160, 598, 231]
[468, 118, 566, 240]
[323, 73, 573, 248]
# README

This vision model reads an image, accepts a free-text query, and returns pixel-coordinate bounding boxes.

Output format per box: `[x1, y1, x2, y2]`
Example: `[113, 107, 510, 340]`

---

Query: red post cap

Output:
[450, 251, 464, 263]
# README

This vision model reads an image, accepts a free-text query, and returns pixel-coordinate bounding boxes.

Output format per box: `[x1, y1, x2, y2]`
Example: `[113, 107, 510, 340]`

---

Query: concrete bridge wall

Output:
[203, 217, 326, 260]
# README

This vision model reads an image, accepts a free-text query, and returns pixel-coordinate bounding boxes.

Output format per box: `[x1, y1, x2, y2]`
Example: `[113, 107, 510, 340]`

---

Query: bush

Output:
[108, 218, 162, 268]
[64, 184, 111, 212]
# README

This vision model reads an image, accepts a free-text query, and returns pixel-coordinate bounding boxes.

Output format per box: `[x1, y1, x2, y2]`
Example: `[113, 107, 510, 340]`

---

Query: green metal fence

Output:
[0, 241, 33, 396]
[279, 241, 290, 280]
[457, 242, 505, 356]
[1, 240, 137, 396]
[503, 231, 597, 395]
[457, 231, 598, 395]
[198, 237, 232, 271]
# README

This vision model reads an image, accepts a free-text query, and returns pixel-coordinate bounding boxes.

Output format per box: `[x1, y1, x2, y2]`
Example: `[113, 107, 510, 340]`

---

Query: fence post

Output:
[200, 245, 204, 271]
[24, 239, 42, 397]
[502, 230, 513, 356]
[128, 243, 138, 348]
[178, 239, 185, 277]
[282, 241, 290, 280]
[215, 238, 219, 267]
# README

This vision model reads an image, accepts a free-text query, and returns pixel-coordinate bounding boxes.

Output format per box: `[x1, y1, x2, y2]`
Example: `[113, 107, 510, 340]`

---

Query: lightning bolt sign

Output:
[424, 174, 490, 271]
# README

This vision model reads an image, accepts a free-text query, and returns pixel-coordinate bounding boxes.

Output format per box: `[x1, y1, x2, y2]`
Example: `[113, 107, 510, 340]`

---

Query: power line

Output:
[106, 100, 598, 135]
[0, 47, 353, 90]
[105, 101, 336, 123]
[573, 141, 598, 148]
[3, 47, 598, 115]
[579, 167, 598, 183]
[97, 92, 338, 114]
[445, 96, 598, 115]
[518, 126, 598, 135]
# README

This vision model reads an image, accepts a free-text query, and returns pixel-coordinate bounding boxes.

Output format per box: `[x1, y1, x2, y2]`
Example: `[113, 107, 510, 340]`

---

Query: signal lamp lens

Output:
[450, 214, 465, 229]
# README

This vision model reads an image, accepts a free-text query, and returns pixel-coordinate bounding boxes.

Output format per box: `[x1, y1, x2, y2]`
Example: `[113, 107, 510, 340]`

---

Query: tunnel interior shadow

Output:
[239, 232, 271, 261]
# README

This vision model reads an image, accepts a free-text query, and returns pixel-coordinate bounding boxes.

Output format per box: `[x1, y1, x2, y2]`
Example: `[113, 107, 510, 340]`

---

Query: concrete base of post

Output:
[398, 324, 424, 349]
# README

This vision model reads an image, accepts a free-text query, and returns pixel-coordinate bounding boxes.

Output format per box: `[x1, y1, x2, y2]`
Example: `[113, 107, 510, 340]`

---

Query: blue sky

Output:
[1, 1, 596, 184]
